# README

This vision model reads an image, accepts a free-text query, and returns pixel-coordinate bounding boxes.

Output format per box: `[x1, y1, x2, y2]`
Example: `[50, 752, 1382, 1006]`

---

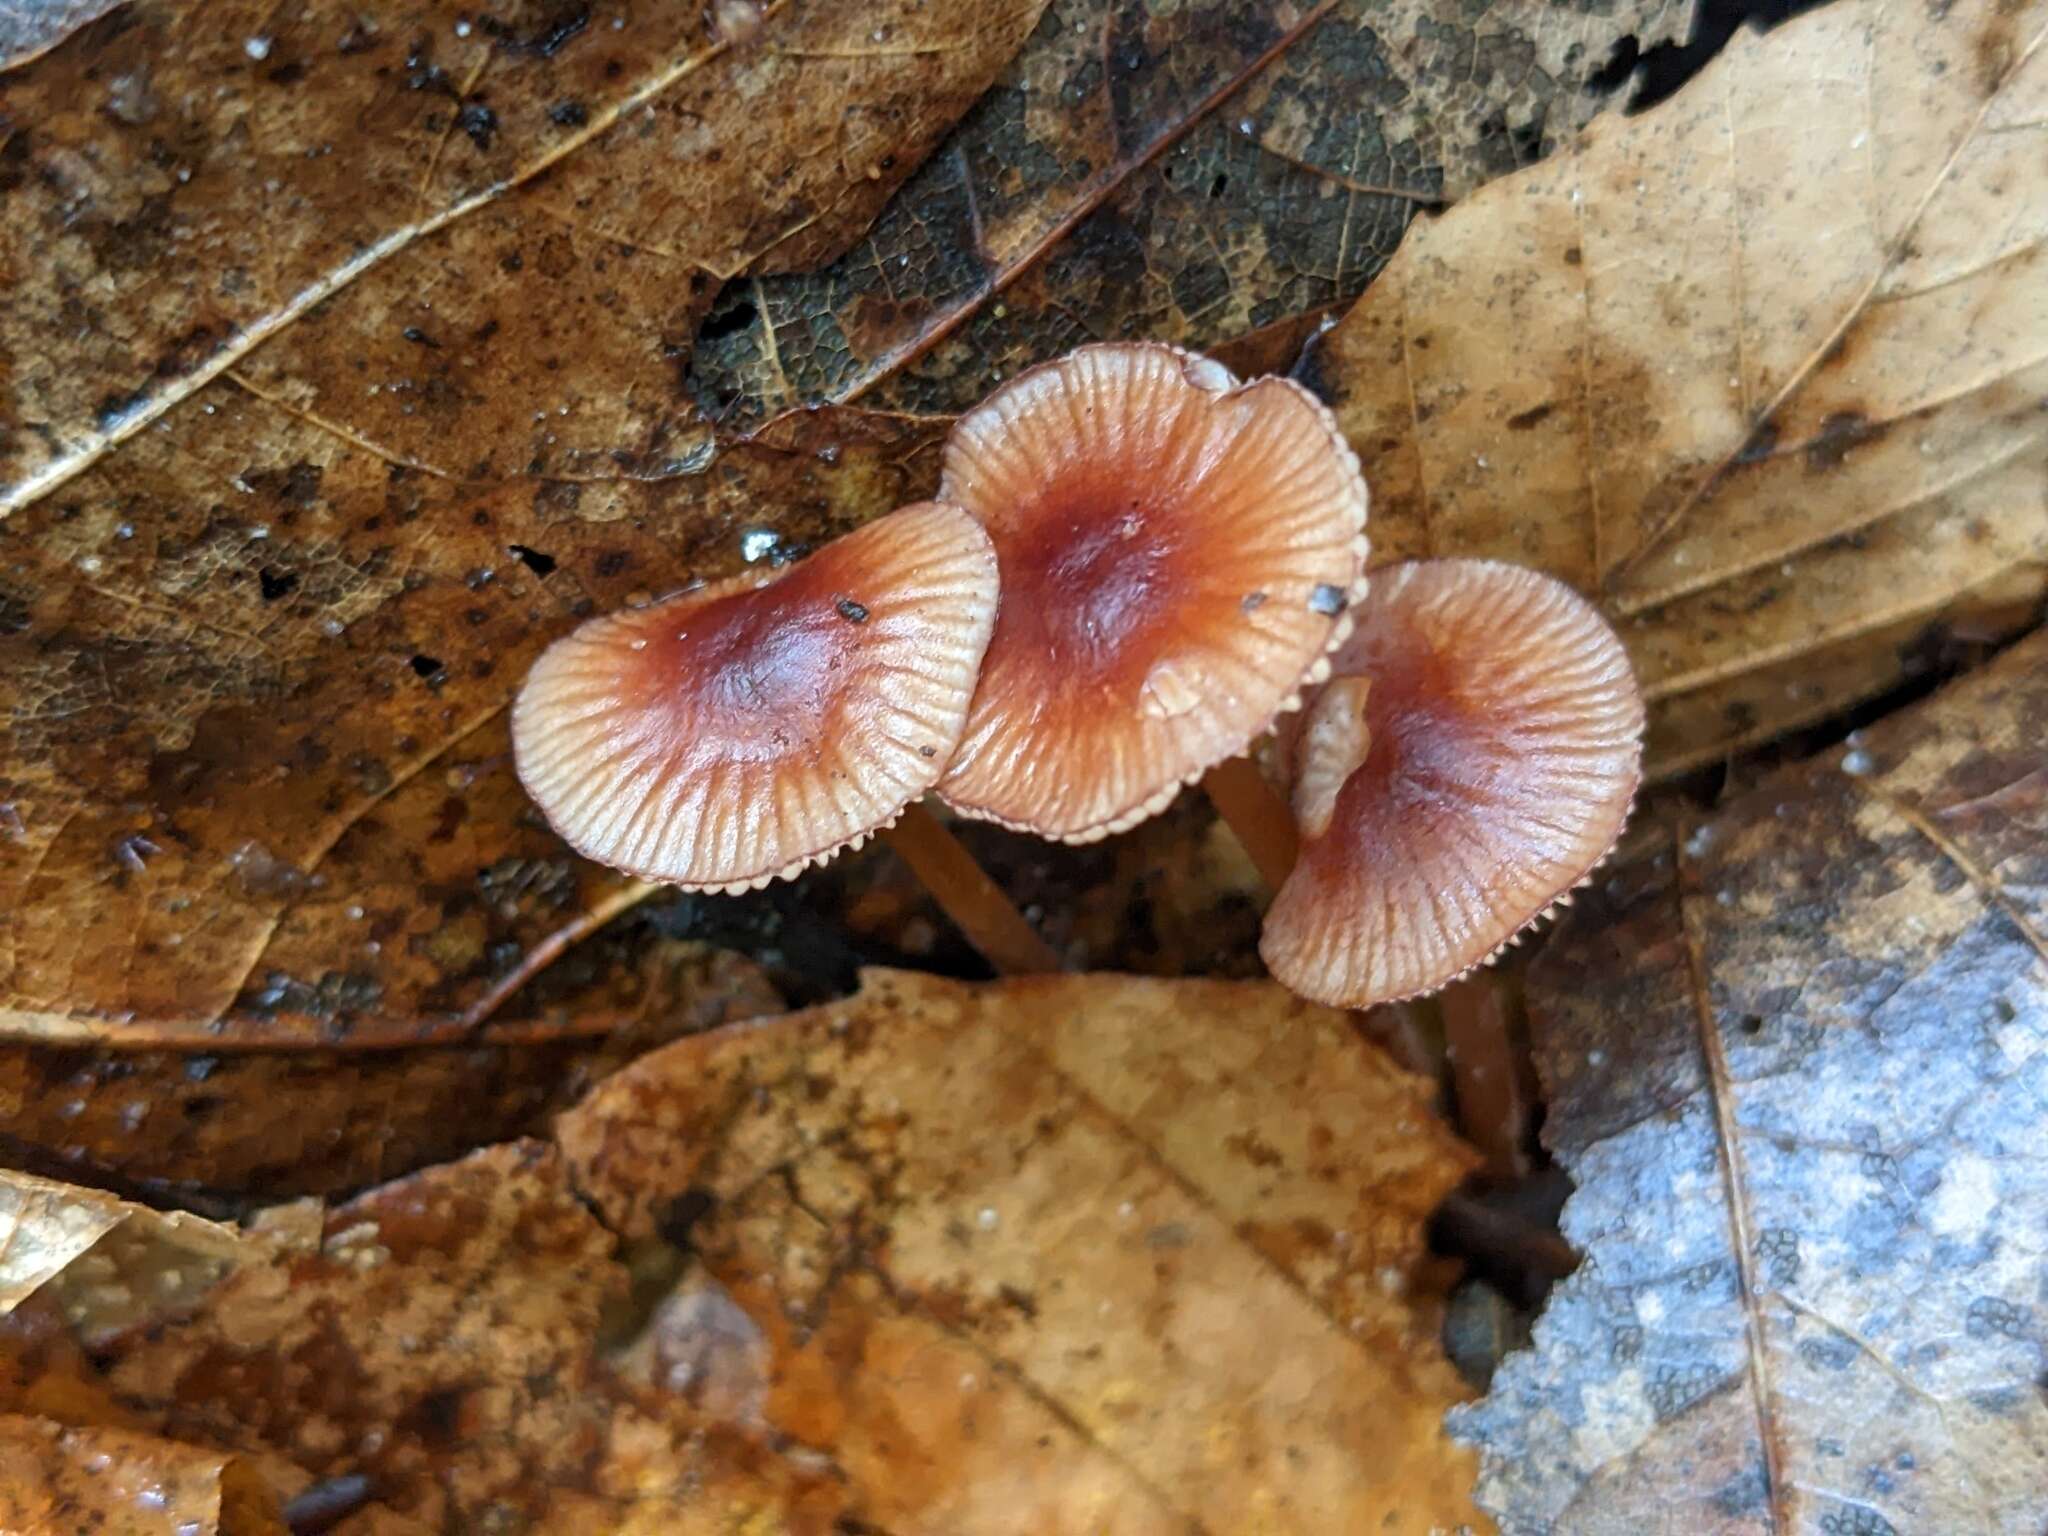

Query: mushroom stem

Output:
[883, 802, 1061, 975]
[1201, 755, 1299, 889]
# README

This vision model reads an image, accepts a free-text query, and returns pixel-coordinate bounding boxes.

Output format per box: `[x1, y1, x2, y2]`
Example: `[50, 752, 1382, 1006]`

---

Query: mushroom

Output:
[935, 341, 1369, 843]
[1259, 558, 1643, 1009]
[512, 501, 999, 893]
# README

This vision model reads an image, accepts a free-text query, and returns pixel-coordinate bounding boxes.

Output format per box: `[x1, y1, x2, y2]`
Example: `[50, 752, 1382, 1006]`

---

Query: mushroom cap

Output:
[512, 502, 998, 892]
[935, 341, 1369, 843]
[1260, 558, 1644, 1008]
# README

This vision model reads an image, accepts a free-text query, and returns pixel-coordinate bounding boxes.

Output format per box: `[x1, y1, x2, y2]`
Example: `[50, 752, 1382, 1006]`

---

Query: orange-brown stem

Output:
[1201, 755, 1299, 889]
[1438, 973, 1533, 1180]
[884, 802, 1061, 975]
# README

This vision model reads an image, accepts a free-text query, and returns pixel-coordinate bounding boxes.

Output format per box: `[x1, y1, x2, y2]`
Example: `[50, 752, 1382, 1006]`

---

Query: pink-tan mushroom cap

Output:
[512, 502, 998, 892]
[935, 341, 1369, 843]
[1260, 558, 1644, 1008]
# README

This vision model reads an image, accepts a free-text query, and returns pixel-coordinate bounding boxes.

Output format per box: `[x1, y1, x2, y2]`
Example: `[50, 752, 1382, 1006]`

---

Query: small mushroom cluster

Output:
[513, 340, 1644, 1006]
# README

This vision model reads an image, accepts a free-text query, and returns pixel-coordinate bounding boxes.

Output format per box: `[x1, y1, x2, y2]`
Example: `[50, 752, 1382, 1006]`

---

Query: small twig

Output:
[883, 802, 1061, 975]
[462, 879, 662, 1028]
[283, 1473, 376, 1534]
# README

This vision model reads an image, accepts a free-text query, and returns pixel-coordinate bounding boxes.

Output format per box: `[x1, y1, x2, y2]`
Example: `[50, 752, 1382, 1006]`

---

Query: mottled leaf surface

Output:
[0, 0, 119, 69]
[0, 1170, 257, 1329]
[1317, 0, 2048, 777]
[0, 974, 1489, 1533]
[561, 970, 1484, 1534]
[1458, 628, 2048, 1533]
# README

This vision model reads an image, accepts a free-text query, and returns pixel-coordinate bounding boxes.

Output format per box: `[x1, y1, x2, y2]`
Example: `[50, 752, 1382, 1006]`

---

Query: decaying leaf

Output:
[561, 970, 1485, 1534]
[0, 1415, 287, 1535]
[1316, 0, 2048, 776]
[692, 0, 1687, 426]
[30, 973, 1487, 1533]
[0, 0, 1018, 1049]
[1456, 628, 2048, 1532]
[0, 0, 1676, 1065]
[0, 0, 119, 69]
[0, 1171, 262, 1337]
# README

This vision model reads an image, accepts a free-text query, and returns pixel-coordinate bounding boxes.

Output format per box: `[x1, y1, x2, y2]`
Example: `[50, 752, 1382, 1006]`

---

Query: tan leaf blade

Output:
[1317, 0, 2048, 777]
[1457, 627, 2048, 1531]
[49, 974, 1488, 1534]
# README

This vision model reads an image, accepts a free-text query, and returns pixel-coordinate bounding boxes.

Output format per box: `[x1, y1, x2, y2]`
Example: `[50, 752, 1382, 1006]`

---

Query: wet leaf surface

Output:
[1315, 0, 2048, 778]
[0, 1414, 289, 1535]
[1457, 627, 2048, 1532]
[0, 973, 1488, 1533]
[0, 0, 1675, 1062]
[0, 1170, 262, 1332]
[0, 945, 780, 1203]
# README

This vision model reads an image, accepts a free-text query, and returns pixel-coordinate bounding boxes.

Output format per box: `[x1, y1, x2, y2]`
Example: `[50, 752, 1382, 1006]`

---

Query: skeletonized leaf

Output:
[1316, 0, 2048, 776]
[691, 0, 1686, 425]
[1457, 627, 2048, 1532]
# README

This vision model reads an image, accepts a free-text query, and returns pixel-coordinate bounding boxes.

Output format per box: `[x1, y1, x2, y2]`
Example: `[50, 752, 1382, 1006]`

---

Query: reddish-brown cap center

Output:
[621, 565, 860, 766]
[999, 475, 1182, 681]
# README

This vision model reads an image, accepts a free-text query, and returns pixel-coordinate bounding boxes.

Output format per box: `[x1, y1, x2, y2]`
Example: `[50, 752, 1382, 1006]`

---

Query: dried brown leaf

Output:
[0, 944, 778, 1200]
[44, 973, 1486, 1533]
[561, 970, 1485, 1534]
[0, 1171, 260, 1335]
[1316, 0, 2048, 777]
[1457, 628, 2048, 1531]
[0, 0, 1022, 1049]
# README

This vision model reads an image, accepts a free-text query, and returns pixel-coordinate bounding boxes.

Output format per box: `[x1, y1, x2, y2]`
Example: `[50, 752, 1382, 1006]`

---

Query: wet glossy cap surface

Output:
[513, 502, 998, 891]
[1261, 558, 1644, 1007]
[936, 341, 1369, 842]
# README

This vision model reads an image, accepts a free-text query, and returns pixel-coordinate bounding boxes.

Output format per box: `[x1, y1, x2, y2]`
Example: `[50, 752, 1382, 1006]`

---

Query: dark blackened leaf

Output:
[688, 0, 1685, 426]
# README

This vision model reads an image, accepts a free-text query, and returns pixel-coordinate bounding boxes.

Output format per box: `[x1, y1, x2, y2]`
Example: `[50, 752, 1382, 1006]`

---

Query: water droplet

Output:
[976, 1206, 999, 1231]
[1841, 748, 1874, 776]
[244, 34, 273, 59]
[739, 529, 779, 564]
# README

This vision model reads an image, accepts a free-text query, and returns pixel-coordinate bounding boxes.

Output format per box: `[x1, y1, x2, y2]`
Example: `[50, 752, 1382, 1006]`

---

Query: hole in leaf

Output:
[1631, 0, 1835, 111]
[697, 292, 760, 344]
[257, 567, 298, 601]
[408, 653, 445, 679]
[1586, 34, 1641, 95]
[508, 544, 557, 576]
